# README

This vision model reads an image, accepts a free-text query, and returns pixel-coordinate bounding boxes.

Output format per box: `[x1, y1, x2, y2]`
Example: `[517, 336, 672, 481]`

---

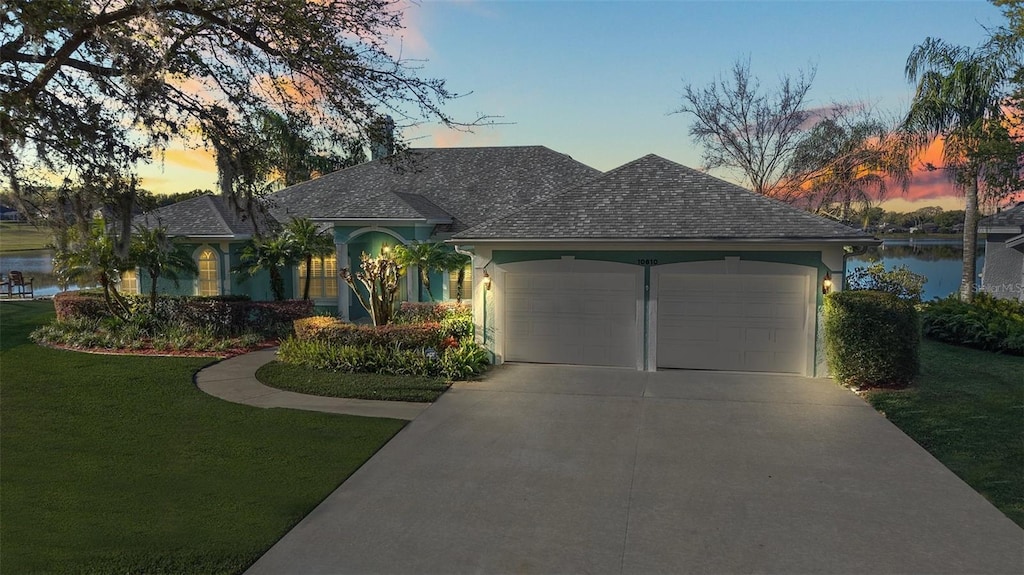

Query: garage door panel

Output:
[504, 269, 638, 368]
[657, 270, 809, 374]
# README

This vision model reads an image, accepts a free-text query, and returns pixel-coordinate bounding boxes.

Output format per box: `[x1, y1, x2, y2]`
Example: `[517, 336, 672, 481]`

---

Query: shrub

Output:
[921, 293, 1024, 355]
[53, 291, 312, 338]
[31, 315, 265, 354]
[439, 340, 490, 380]
[54, 291, 116, 321]
[293, 316, 345, 339]
[824, 290, 920, 388]
[394, 302, 470, 324]
[292, 317, 444, 348]
[277, 337, 490, 381]
[846, 262, 927, 302]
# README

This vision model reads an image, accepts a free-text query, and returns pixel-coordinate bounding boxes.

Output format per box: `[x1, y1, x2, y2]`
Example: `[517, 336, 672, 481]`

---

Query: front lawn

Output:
[866, 339, 1024, 527]
[0, 300, 406, 574]
[257, 361, 450, 402]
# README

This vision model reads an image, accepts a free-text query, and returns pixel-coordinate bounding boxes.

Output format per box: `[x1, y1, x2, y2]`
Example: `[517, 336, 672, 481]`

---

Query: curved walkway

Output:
[195, 348, 430, 420]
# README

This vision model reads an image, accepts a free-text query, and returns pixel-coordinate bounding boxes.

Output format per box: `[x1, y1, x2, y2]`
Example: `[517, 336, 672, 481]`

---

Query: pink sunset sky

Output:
[137, 0, 1015, 213]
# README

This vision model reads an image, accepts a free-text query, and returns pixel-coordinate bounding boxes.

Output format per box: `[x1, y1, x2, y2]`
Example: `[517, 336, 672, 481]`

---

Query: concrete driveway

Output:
[247, 364, 1023, 574]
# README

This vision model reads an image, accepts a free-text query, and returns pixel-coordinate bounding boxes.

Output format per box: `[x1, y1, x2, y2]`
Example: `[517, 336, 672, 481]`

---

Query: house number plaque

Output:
[637, 259, 658, 266]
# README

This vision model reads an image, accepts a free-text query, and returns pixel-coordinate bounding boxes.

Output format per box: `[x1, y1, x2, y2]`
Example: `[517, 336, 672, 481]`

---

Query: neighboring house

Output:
[978, 203, 1024, 301]
[134, 147, 876, 376]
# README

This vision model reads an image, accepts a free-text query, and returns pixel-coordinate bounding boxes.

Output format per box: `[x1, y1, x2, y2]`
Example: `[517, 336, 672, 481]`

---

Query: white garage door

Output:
[657, 272, 809, 373]
[504, 269, 639, 368]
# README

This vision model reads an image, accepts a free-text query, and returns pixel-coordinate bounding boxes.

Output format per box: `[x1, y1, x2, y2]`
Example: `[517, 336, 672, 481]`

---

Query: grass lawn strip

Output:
[866, 339, 1024, 528]
[0, 222, 52, 252]
[0, 301, 406, 575]
[257, 360, 449, 402]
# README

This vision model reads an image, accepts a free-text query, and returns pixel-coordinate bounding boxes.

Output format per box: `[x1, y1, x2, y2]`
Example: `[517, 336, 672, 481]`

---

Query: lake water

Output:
[0, 249, 86, 297]
[845, 239, 983, 301]
[0, 241, 981, 301]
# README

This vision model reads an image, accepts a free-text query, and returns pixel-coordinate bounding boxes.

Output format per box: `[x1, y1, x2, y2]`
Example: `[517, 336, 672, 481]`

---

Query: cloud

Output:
[160, 148, 217, 172]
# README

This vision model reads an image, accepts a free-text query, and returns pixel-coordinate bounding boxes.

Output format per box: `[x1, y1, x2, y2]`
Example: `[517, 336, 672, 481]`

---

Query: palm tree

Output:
[236, 233, 298, 301]
[440, 250, 472, 303]
[392, 241, 449, 301]
[287, 218, 336, 300]
[130, 226, 198, 313]
[52, 216, 132, 319]
[903, 37, 1019, 301]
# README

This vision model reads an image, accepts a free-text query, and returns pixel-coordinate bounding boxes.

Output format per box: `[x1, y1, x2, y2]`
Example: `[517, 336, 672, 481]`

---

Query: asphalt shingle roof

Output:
[135, 195, 266, 237]
[979, 202, 1024, 228]
[268, 146, 601, 231]
[454, 154, 874, 241]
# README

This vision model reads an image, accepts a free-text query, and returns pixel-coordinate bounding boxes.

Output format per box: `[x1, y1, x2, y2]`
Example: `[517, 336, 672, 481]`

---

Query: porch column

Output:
[337, 241, 349, 321]
[220, 242, 231, 295]
[407, 264, 419, 302]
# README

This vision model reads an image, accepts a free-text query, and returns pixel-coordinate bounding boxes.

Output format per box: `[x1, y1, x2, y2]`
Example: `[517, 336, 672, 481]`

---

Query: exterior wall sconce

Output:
[483, 270, 492, 290]
[822, 272, 833, 294]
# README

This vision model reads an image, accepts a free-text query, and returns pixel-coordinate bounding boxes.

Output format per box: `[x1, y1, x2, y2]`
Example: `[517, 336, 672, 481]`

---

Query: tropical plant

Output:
[236, 233, 298, 301]
[921, 292, 1024, 354]
[52, 217, 132, 319]
[903, 36, 1023, 301]
[340, 248, 402, 326]
[287, 218, 336, 300]
[130, 225, 199, 313]
[392, 241, 449, 301]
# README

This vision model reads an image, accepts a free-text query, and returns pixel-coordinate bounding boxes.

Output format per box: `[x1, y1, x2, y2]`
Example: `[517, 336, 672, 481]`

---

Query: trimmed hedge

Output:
[293, 316, 443, 348]
[922, 293, 1024, 355]
[824, 290, 920, 388]
[394, 302, 470, 324]
[53, 291, 312, 337]
[53, 291, 109, 322]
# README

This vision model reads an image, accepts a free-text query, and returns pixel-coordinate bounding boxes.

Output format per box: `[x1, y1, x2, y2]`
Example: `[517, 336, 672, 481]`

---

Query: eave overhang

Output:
[447, 236, 880, 245]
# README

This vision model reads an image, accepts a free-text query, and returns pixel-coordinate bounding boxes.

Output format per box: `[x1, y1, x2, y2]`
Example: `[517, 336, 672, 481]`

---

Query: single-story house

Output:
[133, 146, 877, 376]
[978, 202, 1024, 301]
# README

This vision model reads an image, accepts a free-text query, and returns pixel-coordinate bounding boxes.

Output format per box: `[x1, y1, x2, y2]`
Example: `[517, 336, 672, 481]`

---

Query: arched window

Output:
[197, 248, 220, 296]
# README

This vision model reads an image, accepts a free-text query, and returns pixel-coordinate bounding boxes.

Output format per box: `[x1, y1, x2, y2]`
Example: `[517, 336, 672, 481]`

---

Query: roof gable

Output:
[454, 154, 872, 241]
[269, 146, 601, 230]
[135, 195, 267, 237]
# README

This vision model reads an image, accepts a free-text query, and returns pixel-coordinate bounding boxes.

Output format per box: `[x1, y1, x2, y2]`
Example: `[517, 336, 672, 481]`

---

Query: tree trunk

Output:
[960, 173, 980, 302]
[270, 267, 284, 301]
[303, 254, 312, 300]
[421, 267, 432, 302]
[455, 267, 465, 304]
[149, 270, 159, 314]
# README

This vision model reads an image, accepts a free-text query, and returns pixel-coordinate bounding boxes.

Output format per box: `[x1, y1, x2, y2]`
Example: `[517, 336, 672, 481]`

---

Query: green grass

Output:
[866, 339, 1024, 527]
[0, 301, 406, 574]
[257, 361, 450, 402]
[0, 221, 53, 252]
